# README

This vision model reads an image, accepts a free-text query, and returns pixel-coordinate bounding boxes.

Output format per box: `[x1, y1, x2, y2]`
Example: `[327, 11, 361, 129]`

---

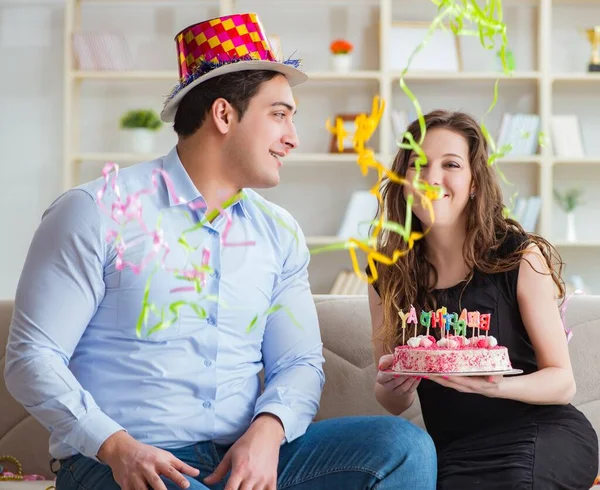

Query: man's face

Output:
[224, 75, 299, 189]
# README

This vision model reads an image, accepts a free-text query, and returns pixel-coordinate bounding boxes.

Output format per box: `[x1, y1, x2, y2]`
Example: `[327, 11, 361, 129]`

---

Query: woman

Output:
[369, 109, 598, 489]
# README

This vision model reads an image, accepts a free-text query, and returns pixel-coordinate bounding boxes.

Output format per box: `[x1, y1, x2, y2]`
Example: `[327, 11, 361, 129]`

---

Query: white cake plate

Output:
[379, 369, 523, 377]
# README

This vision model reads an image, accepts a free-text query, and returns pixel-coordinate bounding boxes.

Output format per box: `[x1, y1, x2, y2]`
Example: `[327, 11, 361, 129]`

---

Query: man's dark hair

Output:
[173, 69, 282, 137]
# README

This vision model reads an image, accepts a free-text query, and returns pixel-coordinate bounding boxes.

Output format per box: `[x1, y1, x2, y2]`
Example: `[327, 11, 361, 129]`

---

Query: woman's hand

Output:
[428, 374, 503, 397]
[376, 354, 421, 395]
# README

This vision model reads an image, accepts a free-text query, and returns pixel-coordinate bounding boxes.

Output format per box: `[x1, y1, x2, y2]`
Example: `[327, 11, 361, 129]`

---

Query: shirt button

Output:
[208, 228, 218, 236]
[210, 270, 220, 279]
[203, 401, 211, 409]
[204, 359, 212, 367]
[207, 317, 216, 325]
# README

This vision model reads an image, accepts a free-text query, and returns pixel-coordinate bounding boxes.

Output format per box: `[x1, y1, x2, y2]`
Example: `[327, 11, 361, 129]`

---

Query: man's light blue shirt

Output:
[4, 147, 325, 460]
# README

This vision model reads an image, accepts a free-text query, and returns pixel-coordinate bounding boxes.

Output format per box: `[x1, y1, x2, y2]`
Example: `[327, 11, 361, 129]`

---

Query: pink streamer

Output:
[96, 163, 256, 299]
[560, 289, 583, 343]
[96, 163, 176, 273]
[217, 203, 256, 247]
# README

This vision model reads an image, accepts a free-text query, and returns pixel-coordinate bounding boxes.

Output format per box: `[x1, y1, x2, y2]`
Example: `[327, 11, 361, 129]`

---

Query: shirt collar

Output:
[162, 146, 251, 219]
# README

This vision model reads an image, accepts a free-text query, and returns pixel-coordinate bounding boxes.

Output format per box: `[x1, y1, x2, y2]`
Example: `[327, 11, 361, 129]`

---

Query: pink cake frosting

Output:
[392, 335, 512, 373]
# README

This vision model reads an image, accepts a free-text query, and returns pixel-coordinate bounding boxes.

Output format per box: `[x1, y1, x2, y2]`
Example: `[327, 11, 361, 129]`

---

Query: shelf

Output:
[495, 156, 543, 165]
[553, 157, 600, 166]
[70, 70, 544, 83]
[75, 153, 162, 163]
[74, 153, 538, 169]
[391, 71, 541, 81]
[552, 73, 600, 83]
[80, 0, 218, 4]
[306, 236, 344, 246]
[552, 0, 600, 5]
[306, 71, 381, 81]
[71, 70, 381, 82]
[71, 70, 176, 80]
[74, 152, 378, 164]
[286, 153, 364, 163]
[553, 241, 600, 248]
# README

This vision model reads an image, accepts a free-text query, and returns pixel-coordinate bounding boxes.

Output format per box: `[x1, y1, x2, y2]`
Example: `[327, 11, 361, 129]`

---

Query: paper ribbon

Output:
[319, 0, 534, 283]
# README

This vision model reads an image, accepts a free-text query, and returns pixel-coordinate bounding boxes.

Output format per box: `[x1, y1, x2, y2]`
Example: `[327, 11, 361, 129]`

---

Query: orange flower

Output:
[330, 39, 353, 55]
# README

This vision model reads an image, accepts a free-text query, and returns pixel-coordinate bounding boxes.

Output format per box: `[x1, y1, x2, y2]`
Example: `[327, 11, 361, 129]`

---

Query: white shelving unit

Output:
[63, 0, 600, 294]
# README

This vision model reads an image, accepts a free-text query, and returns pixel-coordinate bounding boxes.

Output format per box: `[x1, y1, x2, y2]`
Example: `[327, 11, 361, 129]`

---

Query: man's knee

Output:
[374, 416, 436, 462]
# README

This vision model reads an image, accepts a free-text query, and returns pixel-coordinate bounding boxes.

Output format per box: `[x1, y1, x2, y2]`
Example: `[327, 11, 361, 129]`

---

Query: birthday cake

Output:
[391, 306, 513, 374]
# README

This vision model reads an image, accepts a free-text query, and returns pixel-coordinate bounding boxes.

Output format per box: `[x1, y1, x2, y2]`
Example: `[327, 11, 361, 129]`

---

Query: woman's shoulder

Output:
[494, 228, 529, 260]
[479, 228, 531, 303]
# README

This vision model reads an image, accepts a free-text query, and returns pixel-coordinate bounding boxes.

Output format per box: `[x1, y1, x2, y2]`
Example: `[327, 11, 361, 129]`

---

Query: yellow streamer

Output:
[323, 97, 440, 284]
[319, 0, 531, 284]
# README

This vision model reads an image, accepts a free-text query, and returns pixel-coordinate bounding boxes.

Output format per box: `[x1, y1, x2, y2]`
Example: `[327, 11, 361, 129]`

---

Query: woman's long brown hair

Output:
[375, 109, 565, 353]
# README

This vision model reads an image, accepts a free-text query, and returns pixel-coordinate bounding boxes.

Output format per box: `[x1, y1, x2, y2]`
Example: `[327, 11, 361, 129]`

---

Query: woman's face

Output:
[404, 127, 474, 229]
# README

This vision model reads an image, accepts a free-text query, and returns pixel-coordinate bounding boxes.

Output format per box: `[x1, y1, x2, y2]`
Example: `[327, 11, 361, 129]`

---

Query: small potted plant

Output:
[554, 187, 585, 242]
[330, 39, 354, 73]
[119, 109, 163, 153]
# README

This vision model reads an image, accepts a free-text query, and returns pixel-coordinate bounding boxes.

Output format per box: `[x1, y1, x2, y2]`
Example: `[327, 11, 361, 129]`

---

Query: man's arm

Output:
[252, 220, 325, 443]
[204, 219, 325, 489]
[4, 189, 125, 460]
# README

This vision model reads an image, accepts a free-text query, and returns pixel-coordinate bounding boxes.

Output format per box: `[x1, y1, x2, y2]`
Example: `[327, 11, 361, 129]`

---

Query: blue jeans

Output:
[56, 416, 436, 489]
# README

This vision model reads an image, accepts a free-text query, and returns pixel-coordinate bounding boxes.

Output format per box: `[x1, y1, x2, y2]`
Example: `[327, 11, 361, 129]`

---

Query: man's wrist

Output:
[252, 413, 285, 443]
[97, 430, 129, 463]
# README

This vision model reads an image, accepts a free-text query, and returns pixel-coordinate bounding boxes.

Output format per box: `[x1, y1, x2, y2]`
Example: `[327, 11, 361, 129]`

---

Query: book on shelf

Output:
[329, 270, 368, 295]
[510, 195, 541, 232]
[550, 115, 585, 158]
[496, 113, 540, 156]
[337, 191, 379, 240]
[73, 31, 134, 71]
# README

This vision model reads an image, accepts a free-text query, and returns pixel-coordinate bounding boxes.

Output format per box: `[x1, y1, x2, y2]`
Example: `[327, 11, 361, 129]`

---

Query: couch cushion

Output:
[313, 295, 424, 428]
[0, 483, 54, 490]
[0, 301, 55, 480]
[564, 295, 600, 435]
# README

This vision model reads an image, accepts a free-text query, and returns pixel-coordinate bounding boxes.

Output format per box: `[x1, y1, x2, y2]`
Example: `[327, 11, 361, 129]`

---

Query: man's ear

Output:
[211, 98, 235, 135]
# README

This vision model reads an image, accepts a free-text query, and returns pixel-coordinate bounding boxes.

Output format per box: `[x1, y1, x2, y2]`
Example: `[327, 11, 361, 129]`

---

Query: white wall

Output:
[0, 3, 65, 299]
[1, 0, 599, 297]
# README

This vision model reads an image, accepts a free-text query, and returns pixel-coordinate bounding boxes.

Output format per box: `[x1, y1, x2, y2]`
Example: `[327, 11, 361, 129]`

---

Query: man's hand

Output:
[97, 431, 200, 490]
[203, 414, 284, 490]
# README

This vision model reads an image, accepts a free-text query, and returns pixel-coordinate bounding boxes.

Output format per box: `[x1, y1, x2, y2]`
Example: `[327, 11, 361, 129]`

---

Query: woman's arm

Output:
[496, 243, 576, 404]
[430, 244, 576, 405]
[369, 285, 419, 415]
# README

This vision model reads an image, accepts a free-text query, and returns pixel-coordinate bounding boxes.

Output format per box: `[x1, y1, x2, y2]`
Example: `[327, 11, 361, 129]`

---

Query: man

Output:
[5, 13, 436, 490]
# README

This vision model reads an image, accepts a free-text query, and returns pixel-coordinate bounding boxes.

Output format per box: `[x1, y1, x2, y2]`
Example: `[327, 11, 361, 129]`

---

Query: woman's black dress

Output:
[372, 235, 598, 489]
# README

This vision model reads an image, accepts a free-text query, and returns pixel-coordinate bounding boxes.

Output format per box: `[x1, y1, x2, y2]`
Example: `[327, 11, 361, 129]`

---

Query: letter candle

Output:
[443, 312, 455, 336]
[451, 312, 459, 336]
[398, 309, 409, 344]
[431, 309, 443, 337]
[407, 305, 418, 337]
[479, 313, 491, 336]
[468, 311, 480, 337]
[436, 307, 447, 338]
[420, 310, 432, 337]
[456, 308, 468, 337]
